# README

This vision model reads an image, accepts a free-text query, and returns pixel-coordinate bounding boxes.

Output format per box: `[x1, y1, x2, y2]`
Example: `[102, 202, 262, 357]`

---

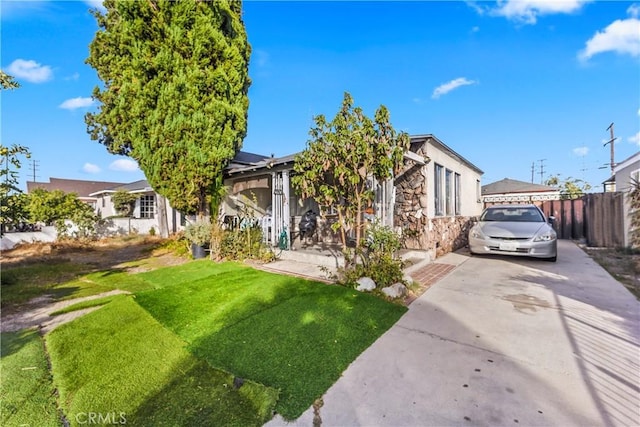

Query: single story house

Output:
[27, 134, 483, 258]
[482, 178, 560, 206]
[27, 177, 184, 237]
[222, 134, 484, 259]
[89, 180, 184, 236]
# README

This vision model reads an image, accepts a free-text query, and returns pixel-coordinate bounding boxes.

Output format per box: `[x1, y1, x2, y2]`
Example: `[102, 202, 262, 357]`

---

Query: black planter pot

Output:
[191, 243, 208, 259]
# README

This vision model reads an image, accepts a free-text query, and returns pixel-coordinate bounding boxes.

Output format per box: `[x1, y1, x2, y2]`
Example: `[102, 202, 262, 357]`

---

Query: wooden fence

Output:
[484, 192, 626, 247]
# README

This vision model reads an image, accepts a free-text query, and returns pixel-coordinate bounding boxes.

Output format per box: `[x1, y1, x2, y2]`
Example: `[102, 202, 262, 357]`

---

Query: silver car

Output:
[468, 204, 557, 262]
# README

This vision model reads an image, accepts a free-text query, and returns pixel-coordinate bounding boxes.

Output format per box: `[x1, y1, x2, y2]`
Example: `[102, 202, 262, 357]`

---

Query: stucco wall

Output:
[424, 140, 483, 218]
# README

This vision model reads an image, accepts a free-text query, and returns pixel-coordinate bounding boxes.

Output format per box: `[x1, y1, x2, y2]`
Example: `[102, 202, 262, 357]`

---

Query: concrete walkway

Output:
[267, 240, 640, 426]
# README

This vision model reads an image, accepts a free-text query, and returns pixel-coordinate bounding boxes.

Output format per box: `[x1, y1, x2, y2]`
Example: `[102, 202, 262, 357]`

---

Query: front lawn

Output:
[5, 256, 406, 424]
[135, 261, 407, 419]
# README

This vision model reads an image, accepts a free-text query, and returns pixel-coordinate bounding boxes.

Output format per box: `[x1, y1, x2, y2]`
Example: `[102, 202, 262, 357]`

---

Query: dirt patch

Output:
[582, 246, 640, 299]
[1, 290, 130, 333]
[1, 236, 187, 271]
[1, 236, 190, 324]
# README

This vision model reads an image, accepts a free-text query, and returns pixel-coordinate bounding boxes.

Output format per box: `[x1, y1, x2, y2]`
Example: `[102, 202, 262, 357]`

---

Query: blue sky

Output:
[2, 1, 639, 192]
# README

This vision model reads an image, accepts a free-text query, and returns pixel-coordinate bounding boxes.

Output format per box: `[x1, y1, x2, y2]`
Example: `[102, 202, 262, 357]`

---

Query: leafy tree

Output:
[0, 144, 31, 233]
[86, 0, 251, 217]
[545, 175, 591, 199]
[27, 189, 96, 228]
[0, 71, 19, 90]
[292, 92, 410, 252]
[111, 189, 138, 216]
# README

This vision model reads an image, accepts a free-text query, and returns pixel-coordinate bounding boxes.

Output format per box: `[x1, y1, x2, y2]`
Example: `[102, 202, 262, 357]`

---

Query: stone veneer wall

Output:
[394, 142, 475, 259]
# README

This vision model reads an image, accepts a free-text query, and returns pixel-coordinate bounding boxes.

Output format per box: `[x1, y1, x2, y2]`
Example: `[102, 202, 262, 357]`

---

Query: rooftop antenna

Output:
[603, 123, 616, 175]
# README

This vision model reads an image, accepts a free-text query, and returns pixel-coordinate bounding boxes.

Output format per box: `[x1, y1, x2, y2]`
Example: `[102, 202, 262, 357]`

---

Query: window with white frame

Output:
[445, 169, 453, 216]
[139, 195, 155, 219]
[455, 173, 461, 215]
[434, 164, 444, 216]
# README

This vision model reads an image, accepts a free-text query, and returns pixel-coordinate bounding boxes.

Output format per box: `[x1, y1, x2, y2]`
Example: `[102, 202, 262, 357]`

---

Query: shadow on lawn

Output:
[127, 359, 278, 427]
[135, 265, 407, 421]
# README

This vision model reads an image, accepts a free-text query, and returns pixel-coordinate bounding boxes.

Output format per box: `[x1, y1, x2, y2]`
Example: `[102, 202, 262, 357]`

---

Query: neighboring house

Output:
[26, 178, 126, 211]
[90, 180, 184, 236]
[612, 151, 640, 247]
[482, 178, 560, 206]
[222, 134, 484, 259]
[28, 177, 184, 237]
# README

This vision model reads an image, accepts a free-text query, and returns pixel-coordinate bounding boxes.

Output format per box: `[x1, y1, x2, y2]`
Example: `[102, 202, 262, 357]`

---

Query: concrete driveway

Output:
[268, 240, 640, 426]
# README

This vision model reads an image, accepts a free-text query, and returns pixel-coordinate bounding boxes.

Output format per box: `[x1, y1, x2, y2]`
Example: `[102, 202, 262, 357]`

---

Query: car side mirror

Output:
[548, 216, 555, 224]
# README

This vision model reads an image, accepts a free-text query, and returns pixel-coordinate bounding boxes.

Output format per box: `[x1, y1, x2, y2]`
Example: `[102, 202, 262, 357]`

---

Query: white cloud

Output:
[109, 159, 139, 172]
[629, 131, 640, 146]
[471, 0, 590, 25]
[83, 163, 101, 174]
[471, 26, 480, 33]
[432, 77, 477, 99]
[64, 72, 80, 81]
[579, 6, 640, 61]
[5, 59, 53, 83]
[59, 97, 95, 110]
[572, 146, 589, 156]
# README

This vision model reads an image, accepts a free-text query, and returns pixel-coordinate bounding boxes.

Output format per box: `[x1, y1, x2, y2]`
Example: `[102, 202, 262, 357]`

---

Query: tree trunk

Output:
[156, 193, 169, 238]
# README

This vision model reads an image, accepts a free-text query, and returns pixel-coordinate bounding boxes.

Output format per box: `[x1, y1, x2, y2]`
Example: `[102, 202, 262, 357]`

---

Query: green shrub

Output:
[184, 221, 212, 246]
[148, 227, 156, 236]
[220, 226, 273, 262]
[339, 222, 405, 289]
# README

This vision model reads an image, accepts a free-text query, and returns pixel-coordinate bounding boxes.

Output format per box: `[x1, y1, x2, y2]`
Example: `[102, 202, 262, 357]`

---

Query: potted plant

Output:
[184, 220, 212, 259]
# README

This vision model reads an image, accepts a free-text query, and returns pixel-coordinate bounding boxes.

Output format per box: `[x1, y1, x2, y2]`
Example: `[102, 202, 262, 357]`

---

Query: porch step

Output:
[278, 248, 345, 269]
[399, 249, 432, 276]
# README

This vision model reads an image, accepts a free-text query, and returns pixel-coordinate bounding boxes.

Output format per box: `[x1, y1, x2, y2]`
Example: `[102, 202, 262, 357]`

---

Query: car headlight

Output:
[470, 226, 484, 239]
[533, 230, 556, 242]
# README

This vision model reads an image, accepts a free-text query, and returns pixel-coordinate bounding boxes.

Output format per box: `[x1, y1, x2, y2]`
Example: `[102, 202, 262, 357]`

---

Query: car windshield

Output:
[480, 207, 544, 222]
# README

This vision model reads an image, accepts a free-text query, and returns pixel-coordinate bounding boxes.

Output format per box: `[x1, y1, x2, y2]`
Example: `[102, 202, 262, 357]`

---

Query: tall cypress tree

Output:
[86, 0, 251, 216]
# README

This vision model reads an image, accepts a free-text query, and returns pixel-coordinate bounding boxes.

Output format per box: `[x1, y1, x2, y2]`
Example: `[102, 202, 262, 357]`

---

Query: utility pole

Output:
[29, 159, 39, 183]
[538, 159, 547, 184]
[604, 122, 616, 175]
[531, 162, 535, 183]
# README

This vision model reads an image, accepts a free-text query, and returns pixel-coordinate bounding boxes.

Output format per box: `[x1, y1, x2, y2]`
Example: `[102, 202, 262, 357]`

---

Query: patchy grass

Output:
[584, 247, 640, 299]
[0, 236, 184, 314]
[135, 262, 407, 420]
[1, 266, 154, 313]
[1, 330, 60, 427]
[1, 262, 90, 308]
[46, 296, 278, 427]
[50, 294, 126, 316]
